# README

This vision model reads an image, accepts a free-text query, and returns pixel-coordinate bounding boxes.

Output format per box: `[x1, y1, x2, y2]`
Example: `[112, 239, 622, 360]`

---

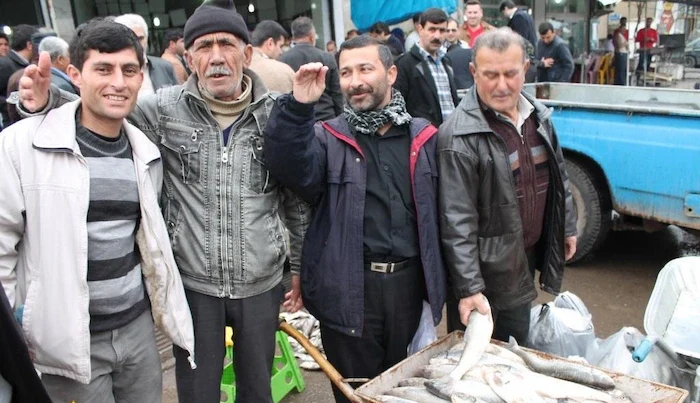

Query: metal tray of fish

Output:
[354, 331, 689, 403]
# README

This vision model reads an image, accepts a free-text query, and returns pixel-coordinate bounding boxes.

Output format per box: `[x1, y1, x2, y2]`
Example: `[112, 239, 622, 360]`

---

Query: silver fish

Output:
[483, 367, 547, 403]
[399, 377, 432, 387]
[418, 364, 457, 379]
[385, 386, 451, 403]
[451, 393, 479, 403]
[504, 337, 616, 391]
[484, 343, 526, 366]
[449, 300, 494, 381]
[424, 376, 503, 403]
[375, 395, 421, 403]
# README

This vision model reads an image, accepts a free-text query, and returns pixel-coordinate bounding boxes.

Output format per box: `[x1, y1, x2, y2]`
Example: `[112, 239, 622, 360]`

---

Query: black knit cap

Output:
[183, 0, 250, 49]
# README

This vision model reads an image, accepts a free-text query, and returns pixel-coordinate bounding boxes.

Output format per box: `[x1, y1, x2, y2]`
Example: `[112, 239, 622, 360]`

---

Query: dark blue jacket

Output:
[264, 95, 447, 337]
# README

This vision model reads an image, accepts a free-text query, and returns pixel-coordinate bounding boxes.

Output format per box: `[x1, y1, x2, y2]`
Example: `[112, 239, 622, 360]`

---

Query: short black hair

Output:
[0, 32, 8, 42]
[251, 20, 289, 47]
[466, 0, 483, 7]
[337, 35, 393, 70]
[162, 28, 183, 49]
[538, 22, 554, 35]
[69, 20, 144, 71]
[369, 22, 390, 36]
[10, 24, 39, 51]
[499, 0, 516, 12]
[420, 8, 449, 26]
[620, 17, 627, 23]
[412, 12, 422, 24]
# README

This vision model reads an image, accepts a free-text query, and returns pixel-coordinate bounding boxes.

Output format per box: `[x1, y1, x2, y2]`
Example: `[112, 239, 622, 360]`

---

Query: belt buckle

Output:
[370, 262, 395, 273]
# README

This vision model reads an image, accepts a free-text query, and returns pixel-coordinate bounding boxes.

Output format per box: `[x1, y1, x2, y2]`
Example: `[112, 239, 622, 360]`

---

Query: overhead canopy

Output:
[351, 0, 457, 31]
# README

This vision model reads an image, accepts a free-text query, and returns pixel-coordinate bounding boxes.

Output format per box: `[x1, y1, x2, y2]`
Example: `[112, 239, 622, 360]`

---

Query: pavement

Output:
[160, 227, 698, 403]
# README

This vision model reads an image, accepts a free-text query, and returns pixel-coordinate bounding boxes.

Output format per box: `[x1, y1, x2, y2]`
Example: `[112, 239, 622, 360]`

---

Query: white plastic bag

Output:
[528, 291, 598, 361]
[407, 301, 437, 355]
[589, 326, 694, 392]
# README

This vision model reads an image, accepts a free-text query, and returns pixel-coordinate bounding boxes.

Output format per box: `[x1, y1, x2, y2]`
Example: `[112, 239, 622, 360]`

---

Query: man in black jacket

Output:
[438, 29, 577, 343]
[0, 24, 38, 128]
[395, 8, 458, 127]
[445, 18, 474, 90]
[264, 36, 447, 403]
[281, 16, 343, 122]
[536, 22, 574, 82]
[500, 1, 537, 52]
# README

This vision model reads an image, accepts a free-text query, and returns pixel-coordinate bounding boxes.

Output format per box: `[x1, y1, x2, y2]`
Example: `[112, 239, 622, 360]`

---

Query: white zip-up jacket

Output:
[0, 101, 195, 384]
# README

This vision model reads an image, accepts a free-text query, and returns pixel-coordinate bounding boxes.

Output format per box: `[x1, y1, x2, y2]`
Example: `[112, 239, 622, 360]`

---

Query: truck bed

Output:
[524, 83, 700, 117]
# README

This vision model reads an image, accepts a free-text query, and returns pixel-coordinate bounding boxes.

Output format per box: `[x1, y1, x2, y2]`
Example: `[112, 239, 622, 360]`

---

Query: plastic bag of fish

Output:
[376, 298, 630, 403]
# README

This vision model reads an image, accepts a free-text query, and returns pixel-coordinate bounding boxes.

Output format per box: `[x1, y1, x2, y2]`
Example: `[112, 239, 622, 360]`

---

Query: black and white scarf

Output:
[343, 89, 412, 135]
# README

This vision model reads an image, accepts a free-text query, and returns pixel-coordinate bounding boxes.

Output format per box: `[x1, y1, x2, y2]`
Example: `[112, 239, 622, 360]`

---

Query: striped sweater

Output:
[76, 122, 148, 333]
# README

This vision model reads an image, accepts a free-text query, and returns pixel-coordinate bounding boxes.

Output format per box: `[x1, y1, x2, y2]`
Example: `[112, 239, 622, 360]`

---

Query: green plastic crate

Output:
[220, 330, 305, 403]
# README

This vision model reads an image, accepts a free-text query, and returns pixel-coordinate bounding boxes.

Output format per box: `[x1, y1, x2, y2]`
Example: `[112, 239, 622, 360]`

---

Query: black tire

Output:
[684, 55, 697, 69]
[565, 159, 611, 264]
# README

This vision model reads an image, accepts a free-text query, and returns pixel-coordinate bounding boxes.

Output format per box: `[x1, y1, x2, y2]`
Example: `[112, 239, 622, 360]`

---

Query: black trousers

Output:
[173, 284, 284, 403]
[320, 264, 425, 403]
[446, 250, 536, 346]
[614, 52, 628, 85]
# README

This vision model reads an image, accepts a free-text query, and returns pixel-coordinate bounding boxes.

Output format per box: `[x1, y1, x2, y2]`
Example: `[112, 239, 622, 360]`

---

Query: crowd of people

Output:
[0, 0, 580, 402]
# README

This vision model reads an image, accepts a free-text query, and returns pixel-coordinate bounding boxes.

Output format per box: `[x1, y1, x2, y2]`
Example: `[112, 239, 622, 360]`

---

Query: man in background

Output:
[0, 24, 38, 128]
[281, 16, 343, 121]
[500, 0, 537, 52]
[536, 22, 574, 82]
[395, 8, 458, 127]
[635, 17, 657, 72]
[461, 0, 495, 48]
[444, 18, 474, 90]
[160, 28, 190, 84]
[0, 33, 9, 57]
[38, 36, 77, 94]
[346, 29, 360, 41]
[404, 13, 423, 51]
[613, 17, 629, 85]
[114, 14, 178, 97]
[369, 21, 404, 57]
[326, 40, 337, 55]
[250, 20, 296, 93]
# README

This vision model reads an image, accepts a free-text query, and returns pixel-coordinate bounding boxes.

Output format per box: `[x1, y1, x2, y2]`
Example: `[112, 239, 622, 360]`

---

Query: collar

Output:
[508, 9, 516, 19]
[11, 50, 29, 65]
[417, 44, 445, 63]
[51, 67, 71, 82]
[492, 94, 535, 129]
[253, 48, 269, 59]
[452, 87, 551, 136]
[32, 100, 161, 165]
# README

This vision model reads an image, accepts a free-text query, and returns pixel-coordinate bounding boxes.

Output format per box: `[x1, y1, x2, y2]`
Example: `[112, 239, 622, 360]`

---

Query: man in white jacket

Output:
[0, 20, 195, 402]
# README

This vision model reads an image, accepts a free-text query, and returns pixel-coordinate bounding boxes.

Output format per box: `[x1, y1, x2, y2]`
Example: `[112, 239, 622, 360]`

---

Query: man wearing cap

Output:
[17, 1, 311, 402]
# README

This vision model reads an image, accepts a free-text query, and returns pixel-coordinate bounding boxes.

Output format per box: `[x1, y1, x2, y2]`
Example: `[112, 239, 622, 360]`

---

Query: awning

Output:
[598, 0, 622, 6]
[351, 0, 457, 31]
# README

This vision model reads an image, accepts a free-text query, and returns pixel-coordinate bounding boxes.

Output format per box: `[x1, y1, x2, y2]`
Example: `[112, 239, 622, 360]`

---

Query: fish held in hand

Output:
[449, 298, 494, 381]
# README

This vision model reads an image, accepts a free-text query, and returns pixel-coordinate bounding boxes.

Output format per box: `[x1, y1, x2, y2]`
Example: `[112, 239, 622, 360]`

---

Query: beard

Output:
[344, 82, 388, 112]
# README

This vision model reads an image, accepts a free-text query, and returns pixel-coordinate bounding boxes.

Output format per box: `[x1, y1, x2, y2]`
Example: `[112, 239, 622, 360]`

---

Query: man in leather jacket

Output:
[437, 28, 577, 344]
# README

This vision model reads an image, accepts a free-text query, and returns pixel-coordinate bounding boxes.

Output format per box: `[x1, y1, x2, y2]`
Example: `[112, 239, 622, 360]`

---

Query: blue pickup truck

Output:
[525, 83, 700, 262]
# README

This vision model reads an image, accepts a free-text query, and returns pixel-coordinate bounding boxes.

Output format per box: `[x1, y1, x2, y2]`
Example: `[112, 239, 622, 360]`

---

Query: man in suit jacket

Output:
[281, 16, 343, 121]
[38, 36, 78, 94]
[395, 8, 458, 127]
[501, 0, 538, 82]
[444, 18, 474, 91]
[0, 24, 39, 128]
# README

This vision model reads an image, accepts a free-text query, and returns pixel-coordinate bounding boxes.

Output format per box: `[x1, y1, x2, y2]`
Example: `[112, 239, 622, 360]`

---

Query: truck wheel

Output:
[566, 159, 611, 264]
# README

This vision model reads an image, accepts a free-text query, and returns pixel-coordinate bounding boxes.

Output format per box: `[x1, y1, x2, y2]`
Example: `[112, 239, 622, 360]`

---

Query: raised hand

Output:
[19, 51, 52, 112]
[292, 62, 328, 105]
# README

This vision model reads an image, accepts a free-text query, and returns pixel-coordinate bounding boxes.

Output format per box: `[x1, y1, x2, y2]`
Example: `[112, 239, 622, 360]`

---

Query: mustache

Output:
[205, 66, 232, 77]
[431, 39, 442, 45]
[346, 86, 371, 96]
[493, 91, 513, 97]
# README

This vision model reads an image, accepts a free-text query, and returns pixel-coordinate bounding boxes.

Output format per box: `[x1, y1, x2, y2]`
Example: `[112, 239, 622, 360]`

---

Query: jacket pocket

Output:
[477, 231, 527, 293]
[247, 135, 276, 194]
[161, 122, 203, 185]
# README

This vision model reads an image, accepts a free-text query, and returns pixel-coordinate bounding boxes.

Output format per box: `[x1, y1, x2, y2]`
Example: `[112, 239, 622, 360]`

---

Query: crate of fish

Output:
[353, 331, 689, 402]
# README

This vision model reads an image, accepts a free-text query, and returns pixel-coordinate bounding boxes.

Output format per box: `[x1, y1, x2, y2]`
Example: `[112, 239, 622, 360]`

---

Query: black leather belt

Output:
[363, 257, 420, 273]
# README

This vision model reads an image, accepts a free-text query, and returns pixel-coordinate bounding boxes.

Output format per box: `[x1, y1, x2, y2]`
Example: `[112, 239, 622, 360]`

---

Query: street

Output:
[162, 227, 699, 402]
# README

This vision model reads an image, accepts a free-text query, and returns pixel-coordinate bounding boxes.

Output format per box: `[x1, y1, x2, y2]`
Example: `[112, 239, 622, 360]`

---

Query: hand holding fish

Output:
[458, 292, 491, 326]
